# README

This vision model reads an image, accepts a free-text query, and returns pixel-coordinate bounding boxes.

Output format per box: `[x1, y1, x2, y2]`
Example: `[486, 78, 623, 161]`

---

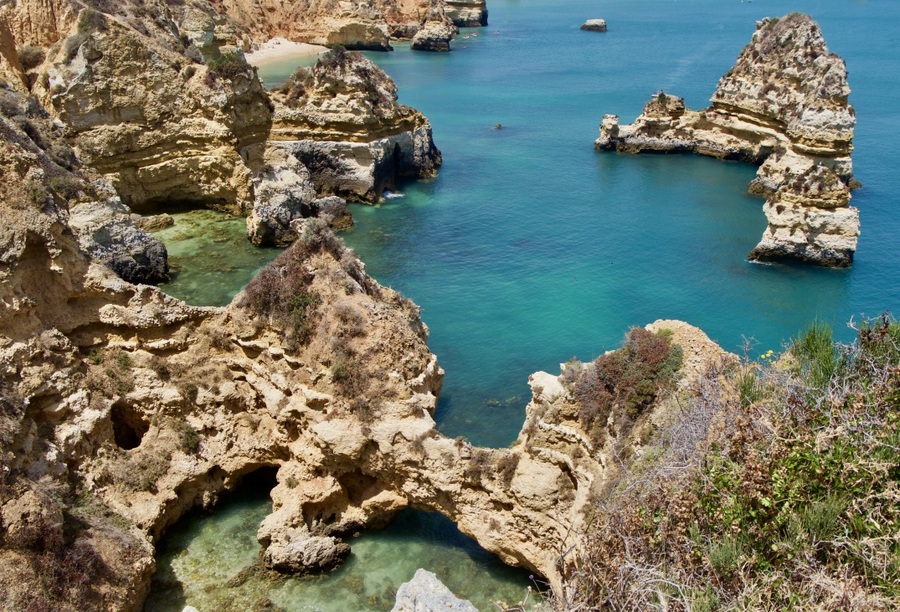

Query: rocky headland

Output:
[596, 13, 859, 267]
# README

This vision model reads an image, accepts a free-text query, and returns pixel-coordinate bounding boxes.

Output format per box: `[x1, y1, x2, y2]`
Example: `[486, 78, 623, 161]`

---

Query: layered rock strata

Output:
[212, 0, 485, 48]
[443, 0, 488, 28]
[410, 11, 458, 52]
[269, 48, 442, 203]
[596, 13, 859, 267]
[214, 0, 394, 50]
[1, 1, 445, 267]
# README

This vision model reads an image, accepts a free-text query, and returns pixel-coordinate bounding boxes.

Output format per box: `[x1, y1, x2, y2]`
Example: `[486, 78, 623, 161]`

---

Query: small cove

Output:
[150, 0, 900, 608]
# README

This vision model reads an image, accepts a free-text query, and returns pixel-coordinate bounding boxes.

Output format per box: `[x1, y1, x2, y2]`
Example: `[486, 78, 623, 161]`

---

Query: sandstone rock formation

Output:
[1, 1, 446, 267]
[410, 11, 458, 52]
[392, 569, 477, 612]
[215, 0, 393, 50]
[39, 14, 271, 215]
[212, 0, 485, 48]
[443, 0, 488, 28]
[270, 48, 442, 203]
[596, 13, 859, 267]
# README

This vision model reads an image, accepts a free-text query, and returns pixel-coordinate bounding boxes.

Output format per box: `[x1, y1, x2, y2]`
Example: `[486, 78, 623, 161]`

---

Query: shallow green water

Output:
[152, 209, 280, 306]
[146, 490, 536, 612]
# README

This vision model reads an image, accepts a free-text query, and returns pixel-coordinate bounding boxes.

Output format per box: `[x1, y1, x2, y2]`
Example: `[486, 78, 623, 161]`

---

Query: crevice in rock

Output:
[110, 400, 148, 450]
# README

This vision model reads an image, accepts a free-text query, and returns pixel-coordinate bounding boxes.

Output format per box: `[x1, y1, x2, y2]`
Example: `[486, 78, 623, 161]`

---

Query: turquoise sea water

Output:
[151, 0, 900, 608]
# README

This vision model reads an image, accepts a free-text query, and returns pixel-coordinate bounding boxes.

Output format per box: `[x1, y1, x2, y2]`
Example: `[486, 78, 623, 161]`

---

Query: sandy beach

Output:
[246, 38, 327, 68]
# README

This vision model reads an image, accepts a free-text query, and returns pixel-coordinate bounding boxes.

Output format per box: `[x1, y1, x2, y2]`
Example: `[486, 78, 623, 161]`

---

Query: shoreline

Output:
[246, 37, 327, 67]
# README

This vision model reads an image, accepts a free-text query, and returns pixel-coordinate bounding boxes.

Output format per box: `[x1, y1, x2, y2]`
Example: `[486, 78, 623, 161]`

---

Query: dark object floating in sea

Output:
[494, 123, 502, 130]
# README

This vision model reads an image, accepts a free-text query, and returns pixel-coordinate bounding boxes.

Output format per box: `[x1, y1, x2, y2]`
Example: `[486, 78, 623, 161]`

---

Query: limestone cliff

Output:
[269, 47, 442, 203]
[596, 14, 859, 267]
[0, 96, 732, 605]
[210, 0, 486, 49]
[1, 1, 445, 260]
[35, 6, 271, 215]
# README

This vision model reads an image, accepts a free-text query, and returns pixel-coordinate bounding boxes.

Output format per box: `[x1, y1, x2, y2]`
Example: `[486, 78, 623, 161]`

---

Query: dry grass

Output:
[554, 316, 900, 611]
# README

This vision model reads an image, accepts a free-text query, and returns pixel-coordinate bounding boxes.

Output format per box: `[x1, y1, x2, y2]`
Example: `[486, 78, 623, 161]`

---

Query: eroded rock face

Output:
[38, 13, 271, 214]
[410, 11, 458, 52]
[270, 48, 442, 202]
[596, 14, 859, 267]
[215, 0, 393, 50]
[443, 0, 488, 28]
[212, 0, 483, 48]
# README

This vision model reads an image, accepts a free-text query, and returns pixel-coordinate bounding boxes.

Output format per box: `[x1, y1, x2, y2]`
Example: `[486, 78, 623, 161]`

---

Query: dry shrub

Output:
[556, 316, 900, 611]
[574, 327, 682, 446]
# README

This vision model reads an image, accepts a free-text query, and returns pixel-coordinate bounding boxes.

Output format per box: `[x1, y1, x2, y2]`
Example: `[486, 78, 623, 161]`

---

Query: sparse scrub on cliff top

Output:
[241, 239, 326, 345]
[557, 315, 900, 611]
[206, 51, 250, 82]
[573, 327, 682, 447]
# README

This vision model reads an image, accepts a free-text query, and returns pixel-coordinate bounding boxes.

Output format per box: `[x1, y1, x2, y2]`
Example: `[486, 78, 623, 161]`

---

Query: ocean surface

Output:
[152, 0, 900, 608]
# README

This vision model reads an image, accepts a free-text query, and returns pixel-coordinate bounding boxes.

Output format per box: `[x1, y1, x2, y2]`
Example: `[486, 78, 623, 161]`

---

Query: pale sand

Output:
[246, 38, 327, 67]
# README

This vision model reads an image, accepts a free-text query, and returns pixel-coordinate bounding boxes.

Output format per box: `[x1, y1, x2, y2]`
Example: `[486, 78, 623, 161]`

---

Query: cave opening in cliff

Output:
[110, 401, 149, 450]
[231, 464, 279, 498]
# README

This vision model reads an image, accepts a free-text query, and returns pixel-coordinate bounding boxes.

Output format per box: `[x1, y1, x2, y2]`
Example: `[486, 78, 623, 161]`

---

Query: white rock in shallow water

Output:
[581, 19, 607, 32]
[392, 569, 477, 611]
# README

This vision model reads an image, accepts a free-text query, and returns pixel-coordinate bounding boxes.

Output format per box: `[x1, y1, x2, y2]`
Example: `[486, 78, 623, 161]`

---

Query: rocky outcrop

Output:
[392, 569, 477, 612]
[37, 11, 271, 215]
[0, 1, 446, 264]
[410, 11, 458, 52]
[69, 196, 170, 284]
[596, 13, 859, 267]
[270, 48, 442, 202]
[581, 19, 607, 32]
[212, 0, 484, 48]
[443, 0, 488, 28]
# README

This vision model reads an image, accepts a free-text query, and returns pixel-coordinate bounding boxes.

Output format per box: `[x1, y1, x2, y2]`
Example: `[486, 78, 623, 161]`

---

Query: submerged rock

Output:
[596, 13, 858, 267]
[262, 529, 351, 574]
[392, 569, 477, 612]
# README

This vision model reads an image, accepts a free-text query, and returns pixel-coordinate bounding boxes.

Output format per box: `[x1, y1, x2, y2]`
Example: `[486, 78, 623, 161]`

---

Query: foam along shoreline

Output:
[246, 38, 327, 68]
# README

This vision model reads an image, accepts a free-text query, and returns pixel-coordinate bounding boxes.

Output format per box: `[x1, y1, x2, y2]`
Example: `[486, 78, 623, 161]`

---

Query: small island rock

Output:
[581, 19, 607, 32]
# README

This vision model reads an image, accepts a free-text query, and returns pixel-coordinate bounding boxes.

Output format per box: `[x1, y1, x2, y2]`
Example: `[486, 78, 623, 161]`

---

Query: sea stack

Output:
[596, 14, 858, 267]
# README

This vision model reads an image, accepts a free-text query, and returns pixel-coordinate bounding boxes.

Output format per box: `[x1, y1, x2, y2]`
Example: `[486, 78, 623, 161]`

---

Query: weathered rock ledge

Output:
[269, 48, 442, 204]
[596, 13, 859, 267]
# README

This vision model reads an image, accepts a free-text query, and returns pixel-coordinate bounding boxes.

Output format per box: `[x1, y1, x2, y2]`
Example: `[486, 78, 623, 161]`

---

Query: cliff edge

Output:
[596, 13, 859, 267]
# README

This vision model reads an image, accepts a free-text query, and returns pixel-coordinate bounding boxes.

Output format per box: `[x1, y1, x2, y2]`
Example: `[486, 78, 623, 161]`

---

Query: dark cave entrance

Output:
[110, 401, 149, 450]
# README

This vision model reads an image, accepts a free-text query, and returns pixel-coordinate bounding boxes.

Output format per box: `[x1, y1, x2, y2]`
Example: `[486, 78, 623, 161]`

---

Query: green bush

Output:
[207, 52, 249, 82]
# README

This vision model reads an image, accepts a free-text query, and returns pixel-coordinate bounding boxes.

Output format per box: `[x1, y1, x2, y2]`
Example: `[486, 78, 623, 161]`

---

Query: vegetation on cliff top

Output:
[558, 316, 900, 610]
